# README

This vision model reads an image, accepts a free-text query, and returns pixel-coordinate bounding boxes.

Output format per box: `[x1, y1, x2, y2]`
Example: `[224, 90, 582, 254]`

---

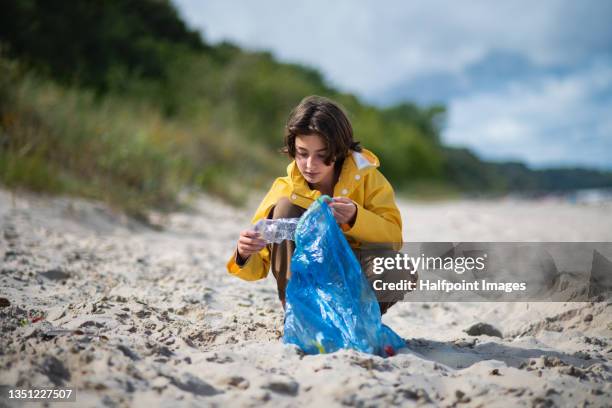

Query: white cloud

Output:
[445, 62, 612, 168]
[174, 0, 612, 96]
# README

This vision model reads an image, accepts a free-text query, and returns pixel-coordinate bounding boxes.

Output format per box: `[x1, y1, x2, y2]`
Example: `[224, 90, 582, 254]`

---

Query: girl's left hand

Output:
[328, 196, 357, 226]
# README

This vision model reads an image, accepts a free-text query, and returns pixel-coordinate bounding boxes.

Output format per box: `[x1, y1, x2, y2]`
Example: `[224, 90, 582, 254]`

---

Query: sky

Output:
[174, 0, 612, 170]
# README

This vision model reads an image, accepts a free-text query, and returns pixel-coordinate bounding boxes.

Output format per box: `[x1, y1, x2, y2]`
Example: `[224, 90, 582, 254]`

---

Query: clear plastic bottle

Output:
[253, 218, 300, 244]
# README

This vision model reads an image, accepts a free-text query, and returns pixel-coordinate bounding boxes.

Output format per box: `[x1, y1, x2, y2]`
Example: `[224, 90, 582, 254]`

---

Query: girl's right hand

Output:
[237, 229, 267, 261]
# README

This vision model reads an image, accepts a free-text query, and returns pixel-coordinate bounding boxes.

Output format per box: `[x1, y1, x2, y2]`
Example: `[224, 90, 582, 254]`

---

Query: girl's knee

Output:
[272, 197, 303, 219]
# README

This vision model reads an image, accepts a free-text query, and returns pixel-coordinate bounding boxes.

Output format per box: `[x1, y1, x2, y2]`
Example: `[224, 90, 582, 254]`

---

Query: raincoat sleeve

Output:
[226, 247, 271, 281]
[226, 178, 288, 281]
[344, 169, 403, 245]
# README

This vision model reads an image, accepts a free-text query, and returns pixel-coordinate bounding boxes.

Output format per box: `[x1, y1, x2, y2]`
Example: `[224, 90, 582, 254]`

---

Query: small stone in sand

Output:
[168, 373, 223, 397]
[79, 320, 105, 328]
[262, 379, 299, 396]
[224, 376, 250, 390]
[41, 356, 71, 386]
[455, 390, 471, 403]
[136, 309, 151, 319]
[400, 388, 431, 402]
[0, 297, 10, 308]
[117, 344, 141, 361]
[157, 346, 174, 357]
[531, 397, 554, 408]
[38, 268, 70, 281]
[464, 322, 502, 338]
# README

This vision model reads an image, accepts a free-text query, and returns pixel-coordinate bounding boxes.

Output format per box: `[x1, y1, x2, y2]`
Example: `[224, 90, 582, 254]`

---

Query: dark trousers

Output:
[269, 197, 417, 315]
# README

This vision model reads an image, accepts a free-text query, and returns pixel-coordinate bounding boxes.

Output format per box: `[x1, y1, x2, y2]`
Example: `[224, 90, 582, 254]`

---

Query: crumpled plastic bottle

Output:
[253, 218, 300, 244]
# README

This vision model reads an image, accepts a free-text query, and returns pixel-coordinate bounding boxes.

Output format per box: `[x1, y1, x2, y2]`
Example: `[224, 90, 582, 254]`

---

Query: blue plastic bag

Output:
[283, 196, 406, 357]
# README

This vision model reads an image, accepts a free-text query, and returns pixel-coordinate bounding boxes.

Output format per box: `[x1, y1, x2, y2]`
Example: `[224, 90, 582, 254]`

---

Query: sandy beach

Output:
[1, 188, 611, 407]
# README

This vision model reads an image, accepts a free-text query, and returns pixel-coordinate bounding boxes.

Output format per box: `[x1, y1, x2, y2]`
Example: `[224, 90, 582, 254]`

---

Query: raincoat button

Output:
[354, 174, 361, 180]
[291, 194, 297, 200]
[341, 189, 348, 195]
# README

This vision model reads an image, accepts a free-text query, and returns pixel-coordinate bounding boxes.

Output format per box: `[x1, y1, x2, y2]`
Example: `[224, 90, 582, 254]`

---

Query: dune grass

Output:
[0, 58, 285, 219]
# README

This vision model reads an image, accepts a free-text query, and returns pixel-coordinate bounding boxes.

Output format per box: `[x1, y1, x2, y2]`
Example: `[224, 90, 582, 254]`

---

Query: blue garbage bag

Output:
[283, 196, 406, 357]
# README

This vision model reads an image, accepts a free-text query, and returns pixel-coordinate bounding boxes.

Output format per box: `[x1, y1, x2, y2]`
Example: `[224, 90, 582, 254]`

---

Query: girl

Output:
[227, 95, 415, 314]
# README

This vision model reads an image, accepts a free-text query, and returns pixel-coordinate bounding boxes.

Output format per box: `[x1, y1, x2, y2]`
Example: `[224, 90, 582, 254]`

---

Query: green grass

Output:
[0, 58, 285, 219]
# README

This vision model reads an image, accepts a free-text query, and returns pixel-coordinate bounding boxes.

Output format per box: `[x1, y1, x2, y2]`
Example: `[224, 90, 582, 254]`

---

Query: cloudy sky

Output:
[174, 0, 612, 169]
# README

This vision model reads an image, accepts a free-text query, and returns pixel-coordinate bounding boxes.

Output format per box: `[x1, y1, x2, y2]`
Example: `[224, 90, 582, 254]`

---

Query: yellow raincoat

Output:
[226, 148, 403, 281]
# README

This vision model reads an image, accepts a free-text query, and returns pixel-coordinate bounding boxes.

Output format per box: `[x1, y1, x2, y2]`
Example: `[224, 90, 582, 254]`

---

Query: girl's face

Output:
[295, 134, 335, 187]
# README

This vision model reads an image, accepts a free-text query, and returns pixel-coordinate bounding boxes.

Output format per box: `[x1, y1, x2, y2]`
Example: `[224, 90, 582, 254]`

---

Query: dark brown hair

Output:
[282, 95, 361, 165]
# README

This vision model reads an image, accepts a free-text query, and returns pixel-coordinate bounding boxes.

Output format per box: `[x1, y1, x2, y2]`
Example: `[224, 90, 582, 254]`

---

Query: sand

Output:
[0, 188, 611, 407]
